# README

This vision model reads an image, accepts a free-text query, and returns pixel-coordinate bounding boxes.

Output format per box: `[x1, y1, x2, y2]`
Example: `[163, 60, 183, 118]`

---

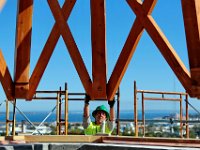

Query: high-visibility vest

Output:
[84, 122, 111, 135]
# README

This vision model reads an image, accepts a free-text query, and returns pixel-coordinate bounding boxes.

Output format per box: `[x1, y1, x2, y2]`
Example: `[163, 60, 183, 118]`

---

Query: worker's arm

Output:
[107, 99, 116, 131]
[109, 106, 115, 121]
[83, 102, 89, 118]
[108, 99, 115, 121]
[83, 95, 91, 129]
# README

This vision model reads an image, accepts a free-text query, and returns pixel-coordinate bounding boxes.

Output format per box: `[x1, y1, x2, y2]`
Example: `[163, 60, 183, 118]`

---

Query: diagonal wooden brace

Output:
[0, 50, 14, 100]
[47, 0, 93, 98]
[182, 0, 200, 97]
[107, 0, 156, 101]
[127, 0, 193, 95]
[28, 0, 77, 100]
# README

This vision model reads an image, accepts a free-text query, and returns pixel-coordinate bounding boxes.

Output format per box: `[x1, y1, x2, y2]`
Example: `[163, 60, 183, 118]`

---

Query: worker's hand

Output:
[108, 99, 115, 108]
[85, 95, 90, 105]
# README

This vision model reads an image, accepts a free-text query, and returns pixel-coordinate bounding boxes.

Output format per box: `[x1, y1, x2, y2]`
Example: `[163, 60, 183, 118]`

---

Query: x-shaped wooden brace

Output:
[107, 0, 157, 100]
[27, 0, 194, 101]
[126, 0, 192, 94]
[47, 0, 93, 97]
[28, 0, 92, 100]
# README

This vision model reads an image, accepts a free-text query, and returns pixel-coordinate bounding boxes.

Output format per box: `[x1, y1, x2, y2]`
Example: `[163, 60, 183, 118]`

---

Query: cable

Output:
[32, 99, 64, 135]
[31, 103, 57, 135]
[185, 99, 200, 116]
[10, 101, 43, 135]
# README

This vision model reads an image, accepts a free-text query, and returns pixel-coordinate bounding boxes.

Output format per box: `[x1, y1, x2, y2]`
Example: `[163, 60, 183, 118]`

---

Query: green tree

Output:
[50, 125, 56, 135]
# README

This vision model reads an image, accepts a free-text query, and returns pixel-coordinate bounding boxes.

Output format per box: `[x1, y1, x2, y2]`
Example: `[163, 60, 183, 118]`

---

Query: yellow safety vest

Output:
[84, 122, 111, 135]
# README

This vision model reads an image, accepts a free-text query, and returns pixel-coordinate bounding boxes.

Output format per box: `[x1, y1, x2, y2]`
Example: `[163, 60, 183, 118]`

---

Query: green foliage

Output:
[110, 128, 118, 135]
[0, 132, 6, 136]
[50, 125, 56, 135]
[122, 128, 134, 136]
[68, 129, 84, 135]
[173, 126, 179, 133]
[189, 130, 196, 138]
[189, 124, 200, 139]
[145, 131, 154, 137]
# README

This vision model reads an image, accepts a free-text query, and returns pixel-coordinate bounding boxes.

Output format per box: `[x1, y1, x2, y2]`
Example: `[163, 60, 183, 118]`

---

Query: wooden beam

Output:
[181, 0, 200, 97]
[28, 0, 76, 100]
[134, 81, 138, 137]
[143, 97, 181, 101]
[91, 0, 107, 99]
[24, 135, 102, 143]
[47, 0, 93, 98]
[182, 0, 200, 71]
[127, 0, 193, 95]
[102, 136, 200, 147]
[14, 0, 33, 98]
[107, 0, 156, 100]
[0, 50, 14, 100]
[5, 135, 200, 147]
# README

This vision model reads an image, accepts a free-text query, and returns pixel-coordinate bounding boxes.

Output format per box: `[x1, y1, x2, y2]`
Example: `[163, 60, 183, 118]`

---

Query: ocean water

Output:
[0, 110, 187, 123]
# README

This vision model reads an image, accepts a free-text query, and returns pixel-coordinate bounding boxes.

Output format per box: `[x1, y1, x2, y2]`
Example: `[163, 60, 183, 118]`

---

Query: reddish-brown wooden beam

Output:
[91, 0, 107, 99]
[182, 0, 200, 71]
[0, 50, 14, 100]
[14, 0, 33, 98]
[28, 0, 76, 100]
[181, 0, 200, 97]
[107, 0, 156, 101]
[102, 136, 200, 147]
[127, 0, 193, 95]
[47, 0, 93, 98]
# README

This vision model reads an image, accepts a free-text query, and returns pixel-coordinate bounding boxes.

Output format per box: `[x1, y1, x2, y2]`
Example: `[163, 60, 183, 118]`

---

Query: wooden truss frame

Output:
[0, 0, 200, 101]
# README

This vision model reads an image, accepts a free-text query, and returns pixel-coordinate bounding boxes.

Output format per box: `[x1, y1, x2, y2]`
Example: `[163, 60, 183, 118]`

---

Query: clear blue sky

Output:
[0, 0, 199, 113]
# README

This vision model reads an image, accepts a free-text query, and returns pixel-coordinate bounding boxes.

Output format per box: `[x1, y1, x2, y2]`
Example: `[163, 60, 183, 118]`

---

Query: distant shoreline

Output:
[0, 110, 197, 123]
[0, 109, 195, 113]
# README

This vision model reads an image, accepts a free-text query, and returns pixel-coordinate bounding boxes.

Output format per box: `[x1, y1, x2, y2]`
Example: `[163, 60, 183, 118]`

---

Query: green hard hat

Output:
[92, 105, 109, 119]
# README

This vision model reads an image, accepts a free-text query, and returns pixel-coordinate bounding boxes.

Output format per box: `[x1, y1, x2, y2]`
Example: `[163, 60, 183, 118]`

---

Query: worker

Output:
[82, 95, 116, 135]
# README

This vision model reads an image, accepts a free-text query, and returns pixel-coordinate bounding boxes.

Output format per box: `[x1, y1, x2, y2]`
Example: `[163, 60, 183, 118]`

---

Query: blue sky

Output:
[0, 0, 199, 113]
